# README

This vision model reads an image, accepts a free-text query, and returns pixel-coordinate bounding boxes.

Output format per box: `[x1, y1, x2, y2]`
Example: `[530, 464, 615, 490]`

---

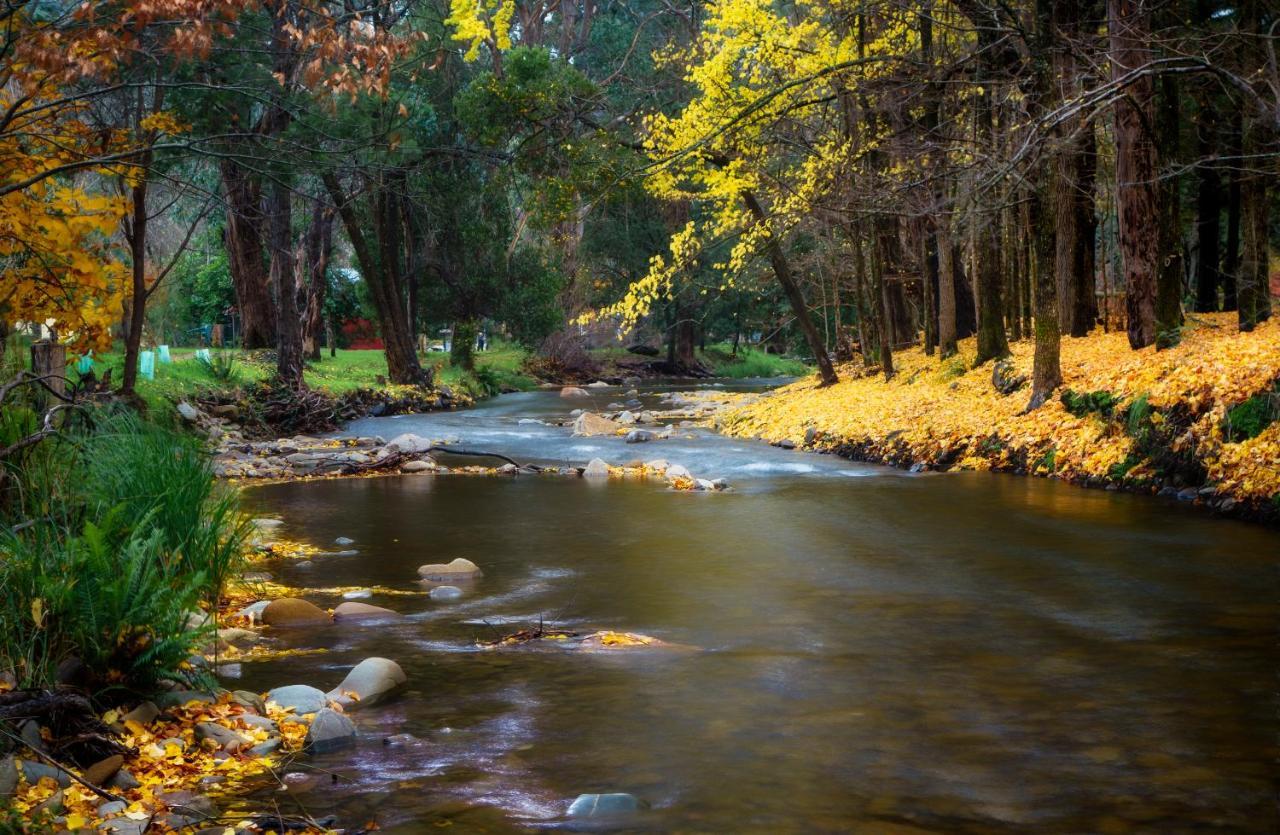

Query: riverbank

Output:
[709, 313, 1280, 524]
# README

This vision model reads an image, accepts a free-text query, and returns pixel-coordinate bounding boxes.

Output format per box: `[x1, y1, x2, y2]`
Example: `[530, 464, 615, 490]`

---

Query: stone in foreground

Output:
[417, 557, 482, 581]
[326, 657, 407, 710]
[304, 708, 356, 753]
[567, 793, 639, 818]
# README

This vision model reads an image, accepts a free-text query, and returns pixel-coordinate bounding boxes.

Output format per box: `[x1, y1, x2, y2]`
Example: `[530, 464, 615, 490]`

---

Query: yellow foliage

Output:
[717, 315, 1280, 504]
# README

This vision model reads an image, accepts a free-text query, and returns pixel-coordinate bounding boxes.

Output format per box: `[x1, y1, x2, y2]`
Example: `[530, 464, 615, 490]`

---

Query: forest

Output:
[1, 0, 1278, 832]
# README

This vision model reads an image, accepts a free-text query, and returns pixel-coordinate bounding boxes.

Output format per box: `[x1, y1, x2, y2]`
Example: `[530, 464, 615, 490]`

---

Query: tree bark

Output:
[937, 219, 957, 356]
[219, 160, 276, 349]
[1109, 0, 1160, 349]
[267, 181, 304, 388]
[121, 177, 148, 396]
[741, 190, 838, 385]
[303, 201, 334, 360]
[1235, 0, 1272, 331]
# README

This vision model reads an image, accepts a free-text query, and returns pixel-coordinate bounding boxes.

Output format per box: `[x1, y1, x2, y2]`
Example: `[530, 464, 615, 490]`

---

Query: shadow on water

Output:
[233, 384, 1280, 834]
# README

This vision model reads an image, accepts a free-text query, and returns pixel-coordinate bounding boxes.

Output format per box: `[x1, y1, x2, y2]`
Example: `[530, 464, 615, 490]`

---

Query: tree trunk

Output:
[268, 181, 304, 388]
[1154, 73, 1185, 349]
[1109, 0, 1160, 349]
[1193, 155, 1222, 313]
[323, 173, 431, 386]
[1029, 185, 1061, 408]
[741, 190, 838, 385]
[1222, 117, 1241, 311]
[1236, 0, 1272, 331]
[937, 219, 958, 356]
[303, 202, 334, 360]
[219, 160, 276, 349]
[121, 179, 148, 396]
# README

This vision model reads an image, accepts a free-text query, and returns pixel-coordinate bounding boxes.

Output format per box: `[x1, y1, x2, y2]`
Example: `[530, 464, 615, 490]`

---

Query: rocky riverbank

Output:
[697, 314, 1280, 524]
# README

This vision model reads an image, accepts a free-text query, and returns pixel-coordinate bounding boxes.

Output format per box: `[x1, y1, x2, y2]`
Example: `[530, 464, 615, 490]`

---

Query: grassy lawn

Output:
[79, 341, 535, 415]
[45, 339, 806, 418]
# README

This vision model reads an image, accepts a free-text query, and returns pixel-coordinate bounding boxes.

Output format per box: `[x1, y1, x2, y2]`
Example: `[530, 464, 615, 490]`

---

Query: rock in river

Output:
[430, 585, 464, 601]
[325, 657, 406, 710]
[560, 386, 589, 398]
[266, 684, 328, 716]
[582, 458, 611, 478]
[333, 602, 401, 622]
[571, 411, 621, 437]
[417, 557, 483, 581]
[261, 598, 330, 626]
[625, 429, 655, 444]
[304, 708, 356, 753]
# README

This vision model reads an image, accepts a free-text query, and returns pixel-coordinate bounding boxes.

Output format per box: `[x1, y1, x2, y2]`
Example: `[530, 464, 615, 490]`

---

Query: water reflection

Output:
[233, 388, 1279, 834]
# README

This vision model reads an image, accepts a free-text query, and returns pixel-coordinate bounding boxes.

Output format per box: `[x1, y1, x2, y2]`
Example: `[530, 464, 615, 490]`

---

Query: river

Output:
[234, 380, 1279, 833]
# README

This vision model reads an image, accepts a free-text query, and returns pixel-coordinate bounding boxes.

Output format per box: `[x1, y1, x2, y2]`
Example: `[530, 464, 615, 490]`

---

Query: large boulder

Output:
[304, 708, 356, 753]
[417, 557, 482, 582]
[333, 602, 400, 622]
[571, 412, 621, 437]
[384, 433, 434, 455]
[325, 657, 406, 710]
[261, 598, 330, 627]
[265, 684, 328, 716]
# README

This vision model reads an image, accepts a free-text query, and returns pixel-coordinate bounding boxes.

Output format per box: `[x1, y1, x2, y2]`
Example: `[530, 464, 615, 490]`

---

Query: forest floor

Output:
[710, 313, 1280, 523]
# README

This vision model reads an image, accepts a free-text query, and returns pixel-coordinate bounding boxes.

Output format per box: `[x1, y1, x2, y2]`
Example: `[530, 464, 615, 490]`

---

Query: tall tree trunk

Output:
[324, 173, 431, 386]
[741, 190, 838, 385]
[1193, 153, 1222, 313]
[1073, 123, 1100, 334]
[1154, 73, 1185, 349]
[268, 181, 304, 388]
[872, 229, 894, 379]
[1109, 0, 1160, 349]
[1029, 185, 1060, 408]
[219, 159, 276, 349]
[937, 219, 957, 356]
[121, 177, 148, 396]
[1222, 116, 1241, 311]
[303, 201, 334, 360]
[1235, 0, 1272, 331]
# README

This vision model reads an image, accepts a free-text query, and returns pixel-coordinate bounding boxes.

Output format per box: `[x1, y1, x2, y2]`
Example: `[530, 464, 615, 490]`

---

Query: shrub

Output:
[0, 407, 246, 696]
[1223, 390, 1278, 442]
[197, 350, 239, 383]
[1061, 389, 1122, 418]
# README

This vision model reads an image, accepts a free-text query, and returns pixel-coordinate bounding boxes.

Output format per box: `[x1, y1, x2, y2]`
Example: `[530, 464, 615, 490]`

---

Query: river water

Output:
[236, 381, 1279, 834]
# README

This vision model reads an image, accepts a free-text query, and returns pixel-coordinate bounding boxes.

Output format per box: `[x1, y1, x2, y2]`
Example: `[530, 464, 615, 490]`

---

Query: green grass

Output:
[78, 340, 536, 415]
[698, 345, 810, 377]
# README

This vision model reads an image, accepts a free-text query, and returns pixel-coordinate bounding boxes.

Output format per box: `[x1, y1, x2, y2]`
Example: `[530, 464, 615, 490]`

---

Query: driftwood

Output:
[0, 689, 129, 766]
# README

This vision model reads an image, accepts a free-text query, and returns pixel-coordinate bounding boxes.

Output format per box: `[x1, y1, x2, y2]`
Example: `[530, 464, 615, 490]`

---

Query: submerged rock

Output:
[429, 585, 464, 601]
[560, 386, 589, 398]
[325, 657, 406, 710]
[334, 536, 355, 546]
[262, 598, 330, 626]
[333, 601, 400, 622]
[567, 793, 639, 818]
[624, 429, 655, 444]
[417, 557, 482, 581]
